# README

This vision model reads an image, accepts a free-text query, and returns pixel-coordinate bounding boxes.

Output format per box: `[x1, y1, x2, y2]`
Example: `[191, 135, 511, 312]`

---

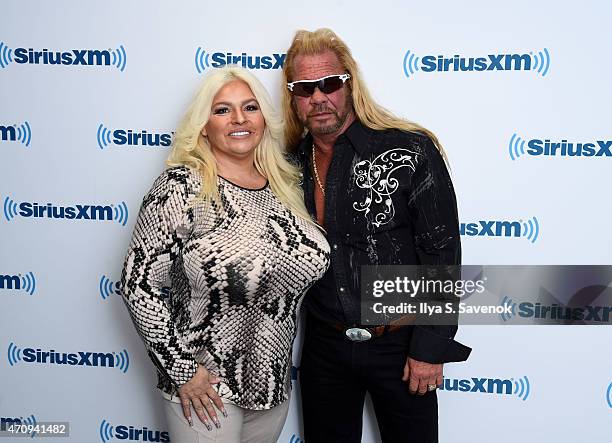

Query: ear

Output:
[200, 127, 207, 137]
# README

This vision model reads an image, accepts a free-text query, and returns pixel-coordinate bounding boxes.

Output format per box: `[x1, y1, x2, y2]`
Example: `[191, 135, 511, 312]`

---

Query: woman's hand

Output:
[178, 364, 227, 430]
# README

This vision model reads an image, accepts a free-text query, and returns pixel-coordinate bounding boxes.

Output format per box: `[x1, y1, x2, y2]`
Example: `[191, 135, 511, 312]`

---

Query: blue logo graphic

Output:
[0, 121, 32, 147]
[8, 342, 130, 373]
[439, 376, 531, 401]
[100, 275, 121, 300]
[289, 435, 304, 443]
[460, 217, 540, 243]
[3, 196, 129, 226]
[0, 42, 126, 71]
[500, 296, 517, 321]
[509, 133, 612, 160]
[606, 382, 612, 409]
[195, 46, 286, 73]
[99, 419, 169, 442]
[96, 124, 173, 150]
[0, 42, 13, 68]
[1, 414, 38, 438]
[0, 272, 36, 295]
[403, 48, 550, 78]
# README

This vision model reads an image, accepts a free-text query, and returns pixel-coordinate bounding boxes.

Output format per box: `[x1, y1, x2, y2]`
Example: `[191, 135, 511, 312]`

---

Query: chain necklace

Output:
[312, 144, 325, 196]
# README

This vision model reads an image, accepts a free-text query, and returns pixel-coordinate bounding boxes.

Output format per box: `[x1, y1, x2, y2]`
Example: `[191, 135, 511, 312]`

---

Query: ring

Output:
[427, 384, 437, 391]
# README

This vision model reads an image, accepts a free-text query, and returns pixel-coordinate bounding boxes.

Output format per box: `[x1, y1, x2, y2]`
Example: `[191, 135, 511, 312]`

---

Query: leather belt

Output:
[310, 314, 416, 342]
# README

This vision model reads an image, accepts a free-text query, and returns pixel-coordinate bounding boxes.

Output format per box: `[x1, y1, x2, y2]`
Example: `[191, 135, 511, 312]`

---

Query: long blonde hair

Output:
[167, 66, 313, 223]
[281, 28, 448, 163]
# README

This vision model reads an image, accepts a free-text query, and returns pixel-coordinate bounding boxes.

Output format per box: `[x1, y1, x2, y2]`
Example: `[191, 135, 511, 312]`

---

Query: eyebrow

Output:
[211, 98, 258, 107]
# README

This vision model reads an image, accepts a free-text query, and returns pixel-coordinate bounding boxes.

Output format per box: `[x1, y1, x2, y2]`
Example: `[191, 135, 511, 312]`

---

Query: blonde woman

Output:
[120, 66, 330, 442]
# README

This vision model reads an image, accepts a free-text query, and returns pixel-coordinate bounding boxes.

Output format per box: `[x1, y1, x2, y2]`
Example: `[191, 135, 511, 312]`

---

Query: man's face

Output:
[291, 50, 353, 138]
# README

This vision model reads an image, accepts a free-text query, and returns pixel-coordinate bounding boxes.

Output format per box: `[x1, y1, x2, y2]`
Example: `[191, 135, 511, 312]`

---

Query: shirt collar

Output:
[341, 118, 369, 156]
[297, 118, 370, 158]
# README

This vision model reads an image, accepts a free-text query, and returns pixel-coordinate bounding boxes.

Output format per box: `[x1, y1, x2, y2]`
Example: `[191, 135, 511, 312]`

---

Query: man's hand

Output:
[402, 357, 443, 395]
[178, 364, 226, 429]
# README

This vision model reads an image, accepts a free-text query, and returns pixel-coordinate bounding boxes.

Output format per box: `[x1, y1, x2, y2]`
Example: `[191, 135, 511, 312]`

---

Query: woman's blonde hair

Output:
[167, 66, 313, 224]
[281, 28, 447, 163]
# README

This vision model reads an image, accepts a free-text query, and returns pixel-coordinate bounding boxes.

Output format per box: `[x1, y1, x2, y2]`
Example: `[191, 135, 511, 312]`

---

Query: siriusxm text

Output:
[518, 303, 612, 322]
[0, 275, 20, 289]
[0, 125, 17, 141]
[422, 53, 531, 72]
[526, 139, 612, 157]
[112, 130, 172, 147]
[211, 52, 285, 69]
[21, 348, 116, 367]
[13, 48, 113, 66]
[16, 202, 113, 220]
[439, 377, 512, 394]
[114, 426, 169, 442]
[460, 220, 520, 237]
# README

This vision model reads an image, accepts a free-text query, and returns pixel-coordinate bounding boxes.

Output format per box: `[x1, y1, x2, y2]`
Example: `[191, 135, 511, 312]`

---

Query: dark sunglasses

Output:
[287, 73, 351, 97]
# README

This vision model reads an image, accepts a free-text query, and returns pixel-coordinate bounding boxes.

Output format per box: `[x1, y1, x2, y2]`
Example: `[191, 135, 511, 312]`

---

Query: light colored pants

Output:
[162, 396, 290, 443]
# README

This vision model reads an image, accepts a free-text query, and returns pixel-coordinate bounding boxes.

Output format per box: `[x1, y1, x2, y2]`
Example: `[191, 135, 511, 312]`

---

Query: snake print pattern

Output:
[120, 166, 330, 410]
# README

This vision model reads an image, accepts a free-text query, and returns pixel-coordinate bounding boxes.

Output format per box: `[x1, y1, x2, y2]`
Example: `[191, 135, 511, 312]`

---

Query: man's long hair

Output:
[281, 28, 447, 161]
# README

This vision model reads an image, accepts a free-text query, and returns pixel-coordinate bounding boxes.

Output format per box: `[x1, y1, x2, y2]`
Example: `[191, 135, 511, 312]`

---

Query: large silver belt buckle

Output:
[345, 327, 372, 342]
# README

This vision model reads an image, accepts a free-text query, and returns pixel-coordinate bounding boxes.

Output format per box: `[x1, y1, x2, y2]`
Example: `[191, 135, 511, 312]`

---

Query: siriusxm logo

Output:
[500, 297, 612, 323]
[8, 342, 130, 372]
[460, 217, 540, 243]
[100, 275, 169, 301]
[100, 420, 169, 442]
[0, 42, 126, 71]
[439, 376, 531, 401]
[97, 124, 173, 150]
[606, 382, 612, 409]
[0, 121, 32, 147]
[509, 133, 612, 160]
[0, 272, 36, 295]
[289, 435, 304, 443]
[195, 47, 285, 73]
[3, 196, 129, 226]
[1, 415, 37, 437]
[403, 48, 550, 78]
[100, 275, 122, 300]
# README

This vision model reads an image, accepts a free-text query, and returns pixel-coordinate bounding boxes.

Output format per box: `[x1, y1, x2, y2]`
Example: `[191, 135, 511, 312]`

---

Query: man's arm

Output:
[406, 134, 471, 364]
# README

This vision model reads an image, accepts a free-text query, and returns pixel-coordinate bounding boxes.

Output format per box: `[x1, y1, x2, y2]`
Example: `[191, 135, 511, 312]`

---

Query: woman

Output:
[120, 66, 330, 442]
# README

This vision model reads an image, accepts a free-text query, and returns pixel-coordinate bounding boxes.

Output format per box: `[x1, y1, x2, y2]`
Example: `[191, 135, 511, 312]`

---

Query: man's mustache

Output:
[308, 105, 337, 116]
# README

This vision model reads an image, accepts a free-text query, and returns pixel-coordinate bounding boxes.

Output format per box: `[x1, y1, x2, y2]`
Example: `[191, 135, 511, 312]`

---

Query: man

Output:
[281, 28, 471, 442]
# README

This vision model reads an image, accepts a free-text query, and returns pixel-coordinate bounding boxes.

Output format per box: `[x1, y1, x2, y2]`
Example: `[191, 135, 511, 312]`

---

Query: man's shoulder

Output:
[368, 127, 434, 154]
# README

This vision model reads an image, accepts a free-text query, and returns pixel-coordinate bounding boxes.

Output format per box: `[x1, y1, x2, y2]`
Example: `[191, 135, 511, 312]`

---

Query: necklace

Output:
[312, 144, 325, 196]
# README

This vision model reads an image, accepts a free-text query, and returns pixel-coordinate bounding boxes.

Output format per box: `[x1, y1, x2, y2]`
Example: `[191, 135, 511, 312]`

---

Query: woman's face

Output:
[202, 80, 265, 163]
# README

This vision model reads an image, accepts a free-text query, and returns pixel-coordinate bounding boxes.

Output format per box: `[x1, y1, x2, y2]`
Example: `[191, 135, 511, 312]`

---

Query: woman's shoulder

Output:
[144, 165, 202, 204]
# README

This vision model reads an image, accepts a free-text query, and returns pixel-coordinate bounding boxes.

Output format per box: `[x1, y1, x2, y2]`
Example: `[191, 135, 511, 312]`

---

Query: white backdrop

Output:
[1, 1, 611, 441]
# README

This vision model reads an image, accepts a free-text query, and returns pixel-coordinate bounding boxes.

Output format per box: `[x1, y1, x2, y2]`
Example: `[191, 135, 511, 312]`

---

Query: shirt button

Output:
[339, 287, 345, 292]
[332, 244, 338, 250]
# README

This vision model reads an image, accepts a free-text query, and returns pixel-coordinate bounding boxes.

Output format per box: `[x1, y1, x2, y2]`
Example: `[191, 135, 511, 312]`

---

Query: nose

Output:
[310, 86, 328, 104]
[232, 108, 247, 124]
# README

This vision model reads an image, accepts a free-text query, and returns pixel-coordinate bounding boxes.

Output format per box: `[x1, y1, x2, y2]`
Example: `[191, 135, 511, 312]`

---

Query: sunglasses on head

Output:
[287, 73, 351, 97]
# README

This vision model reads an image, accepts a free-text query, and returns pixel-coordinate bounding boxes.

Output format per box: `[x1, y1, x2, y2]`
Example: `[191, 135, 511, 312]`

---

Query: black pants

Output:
[300, 316, 438, 443]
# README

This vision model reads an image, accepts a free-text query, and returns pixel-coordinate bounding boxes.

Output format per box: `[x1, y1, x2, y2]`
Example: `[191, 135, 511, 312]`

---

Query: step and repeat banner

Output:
[1, 1, 610, 442]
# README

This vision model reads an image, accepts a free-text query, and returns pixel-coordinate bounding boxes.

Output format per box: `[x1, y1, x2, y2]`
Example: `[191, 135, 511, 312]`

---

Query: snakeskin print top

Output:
[120, 165, 330, 410]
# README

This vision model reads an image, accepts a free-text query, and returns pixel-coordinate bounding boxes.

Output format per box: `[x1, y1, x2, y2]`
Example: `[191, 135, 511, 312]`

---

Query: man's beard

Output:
[303, 96, 353, 136]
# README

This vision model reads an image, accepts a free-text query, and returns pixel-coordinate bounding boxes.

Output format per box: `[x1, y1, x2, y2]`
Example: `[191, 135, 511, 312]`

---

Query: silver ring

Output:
[427, 384, 437, 391]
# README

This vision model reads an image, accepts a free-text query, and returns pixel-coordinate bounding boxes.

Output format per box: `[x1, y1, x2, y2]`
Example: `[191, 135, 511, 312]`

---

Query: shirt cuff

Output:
[408, 326, 472, 363]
